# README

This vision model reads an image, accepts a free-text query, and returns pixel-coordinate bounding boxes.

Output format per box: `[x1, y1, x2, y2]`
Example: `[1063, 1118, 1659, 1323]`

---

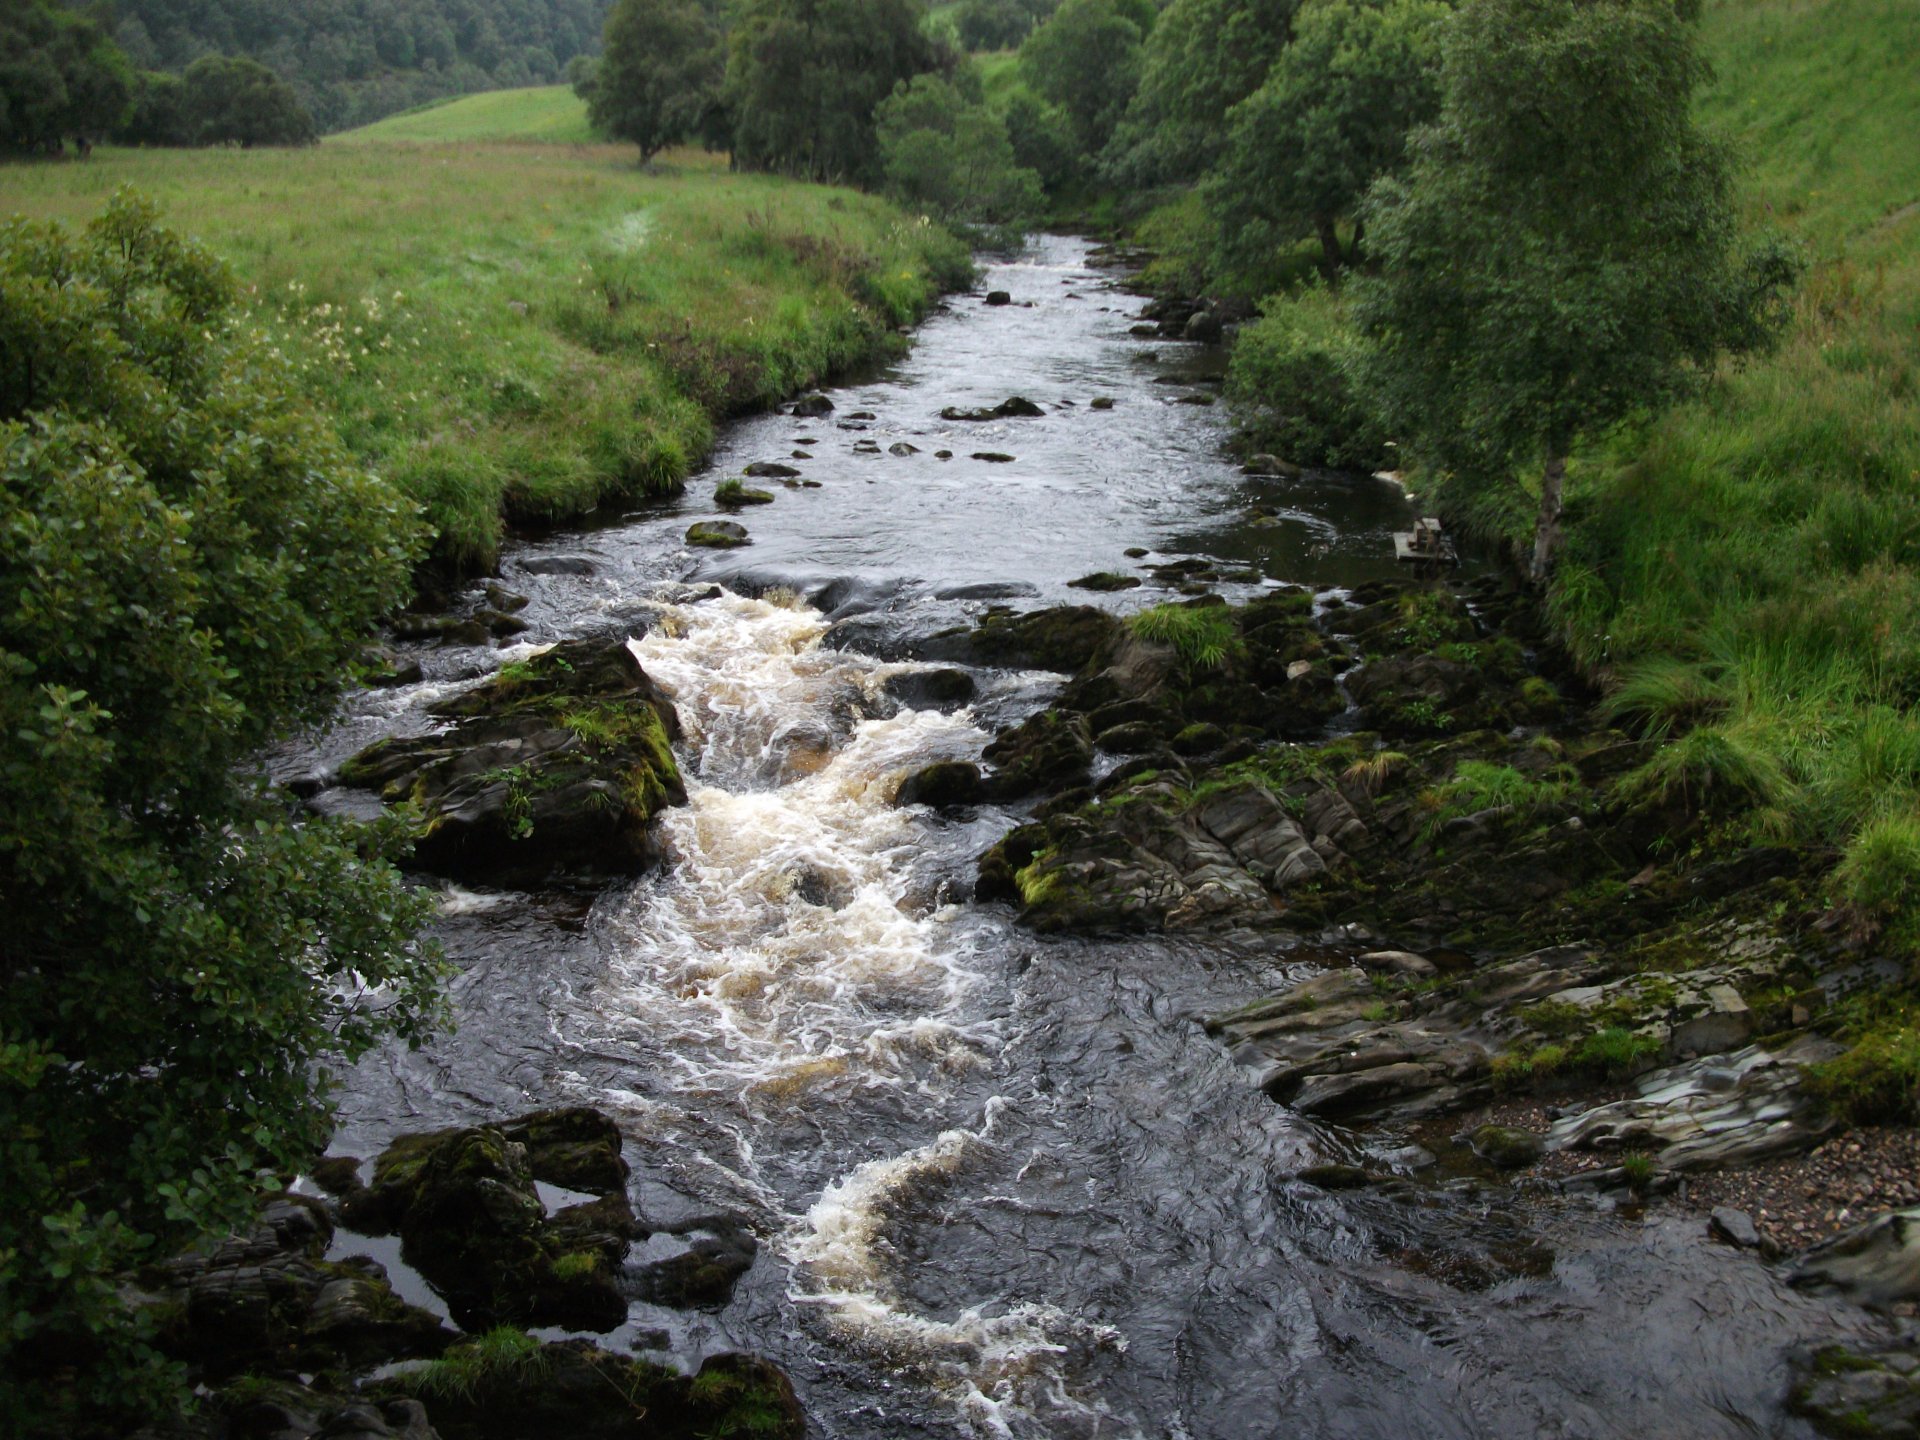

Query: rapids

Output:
[304, 236, 1867, 1438]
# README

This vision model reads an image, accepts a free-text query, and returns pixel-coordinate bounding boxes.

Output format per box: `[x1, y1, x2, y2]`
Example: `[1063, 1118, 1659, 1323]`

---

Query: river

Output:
[299, 235, 1862, 1439]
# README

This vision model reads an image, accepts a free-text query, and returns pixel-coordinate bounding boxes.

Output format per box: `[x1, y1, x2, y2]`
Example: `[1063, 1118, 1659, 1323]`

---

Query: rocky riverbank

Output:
[884, 574, 1920, 1436]
[132, 1108, 798, 1440]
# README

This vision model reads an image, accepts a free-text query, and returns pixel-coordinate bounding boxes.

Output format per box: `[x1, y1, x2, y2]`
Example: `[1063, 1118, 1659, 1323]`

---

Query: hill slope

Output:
[336, 86, 598, 144]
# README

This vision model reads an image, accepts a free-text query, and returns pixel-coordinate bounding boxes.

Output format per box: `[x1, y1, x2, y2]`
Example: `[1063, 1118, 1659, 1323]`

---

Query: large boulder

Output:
[336, 638, 685, 888]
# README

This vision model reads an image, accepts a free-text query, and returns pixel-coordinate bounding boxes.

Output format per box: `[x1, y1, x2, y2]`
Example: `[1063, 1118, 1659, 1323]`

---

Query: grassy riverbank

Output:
[1541, 0, 1920, 937]
[0, 112, 970, 575]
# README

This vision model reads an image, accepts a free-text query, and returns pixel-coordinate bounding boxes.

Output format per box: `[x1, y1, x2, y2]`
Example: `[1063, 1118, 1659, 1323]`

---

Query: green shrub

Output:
[1809, 1012, 1920, 1123]
[1575, 1027, 1663, 1079]
[1225, 283, 1394, 472]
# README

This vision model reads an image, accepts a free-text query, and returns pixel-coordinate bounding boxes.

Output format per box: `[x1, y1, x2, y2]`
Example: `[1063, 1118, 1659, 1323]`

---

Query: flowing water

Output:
[308, 236, 1868, 1438]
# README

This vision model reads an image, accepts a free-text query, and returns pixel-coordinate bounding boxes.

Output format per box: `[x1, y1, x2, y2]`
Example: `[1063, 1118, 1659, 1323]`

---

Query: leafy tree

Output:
[1206, 0, 1449, 277]
[1104, 0, 1300, 186]
[954, 0, 1049, 51]
[726, 0, 947, 183]
[877, 73, 1042, 223]
[1353, 0, 1801, 580]
[0, 0, 134, 153]
[586, 0, 721, 161]
[117, 68, 192, 146]
[1001, 89, 1082, 194]
[0, 194, 441, 1430]
[182, 54, 316, 147]
[1017, 0, 1143, 155]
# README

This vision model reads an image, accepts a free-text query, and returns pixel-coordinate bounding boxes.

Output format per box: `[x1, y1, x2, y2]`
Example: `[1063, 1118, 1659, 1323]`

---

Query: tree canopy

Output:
[1017, 0, 1144, 156]
[876, 72, 1042, 225]
[0, 1, 134, 152]
[0, 194, 441, 1429]
[1353, 0, 1801, 578]
[585, 0, 721, 160]
[725, 0, 948, 183]
[1207, 0, 1450, 276]
[178, 54, 316, 146]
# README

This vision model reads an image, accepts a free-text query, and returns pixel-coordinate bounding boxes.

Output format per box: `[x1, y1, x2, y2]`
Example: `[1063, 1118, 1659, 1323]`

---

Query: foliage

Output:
[1421, 759, 1575, 834]
[0, 193, 442, 1429]
[877, 73, 1041, 224]
[586, 0, 723, 160]
[1575, 1027, 1663, 1079]
[1000, 89, 1082, 195]
[1225, 281, 1393, 470]
[954, 0, 1052, 50]
[105, 0, 616, 133]
[1017, 0, 1143, 156]
[1809, 999, 1920, 1123]
[1128, 603, 1238, 670]
[0, 0, 134, 153]
[1104, 0, 1299, 186]
[1206, 0, 1449, 277]
[176, 55, 316, 148]
[398, 1327, 552, 1402]
[726, 0, 950, 184]
[1353, 0, 1802, 581]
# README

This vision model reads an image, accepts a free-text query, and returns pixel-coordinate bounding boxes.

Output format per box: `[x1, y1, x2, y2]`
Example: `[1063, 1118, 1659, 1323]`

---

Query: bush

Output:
[1225, 284, 1394, 472]
[0, 194, 441, 1429]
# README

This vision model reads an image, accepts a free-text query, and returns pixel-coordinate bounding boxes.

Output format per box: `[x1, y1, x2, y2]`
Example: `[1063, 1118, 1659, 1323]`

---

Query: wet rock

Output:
[1295, 1163, 1374, 1189]
[687, 520, 751, 548]
[336, 636, 684, 888]
[789, 393, 834, 417]
[474, 608, 529, 638]
[1467, 1124, 1545, 1170]
[940, 396, 1046, 421]
[363, 648, 424, 688]
[897, 760, 985, 809]
[1709, 1207, 1765, 1251]
[919, 605, 1122, 673]
[984, 290, 1012, 305]
[1174, 393, 1216, 406]
[1183, 309, 1224, 343]
[438, 619, 492, 647]
[483, 583, 530, 613]
[344, 1109, 636, 1333]
[889, 441, 920, 456]
[629, 1218, 757, 1308]
[971, 451, 1016, 463]
[1068, 571, 1143, 592]
[1788, 1340, 1920, 1438]
[984, 710, 1094, 798]
[378, 1340, 803, 1440]
[1358, 949, 1439, 979]
[718, 486, 775, 507]
[852, 439, 882, 453]
[1546, 1043, 1839, 1173]
[517, 555, 595, 577]
[1130, 324, 1159, 337]
[882, 667, 976, 710]
[1789, 1207, 1920, 1308]
[1091, 397, 1116, 410]
[743, 461, 800, 478]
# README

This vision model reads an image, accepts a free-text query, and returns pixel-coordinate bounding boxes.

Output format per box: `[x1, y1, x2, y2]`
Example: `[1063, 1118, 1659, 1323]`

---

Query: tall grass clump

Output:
[1129, 602, 1240, 669]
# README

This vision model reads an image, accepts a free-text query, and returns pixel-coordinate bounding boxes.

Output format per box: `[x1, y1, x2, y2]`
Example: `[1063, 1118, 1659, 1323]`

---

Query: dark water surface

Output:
[312, 236, 1863, 1439]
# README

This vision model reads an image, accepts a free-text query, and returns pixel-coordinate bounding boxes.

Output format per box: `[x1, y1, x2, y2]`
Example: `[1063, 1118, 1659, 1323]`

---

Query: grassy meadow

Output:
[1538, 0, 1920, 933]
[336, 85, 601, 145]
[0, 105, 970, 573]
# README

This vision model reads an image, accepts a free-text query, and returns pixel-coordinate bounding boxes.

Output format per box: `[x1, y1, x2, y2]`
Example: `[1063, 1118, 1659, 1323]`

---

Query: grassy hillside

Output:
[0, 141, 968, 574]
[337, 86, 600, 145]
[1544, 0, 1920, 938]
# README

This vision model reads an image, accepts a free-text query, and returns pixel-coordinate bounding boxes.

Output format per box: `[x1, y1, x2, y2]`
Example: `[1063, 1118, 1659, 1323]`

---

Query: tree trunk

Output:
[1315, 213, 1343, 278]
[1346, 217, 1365, 267]
[1530, 450, 1567, 584]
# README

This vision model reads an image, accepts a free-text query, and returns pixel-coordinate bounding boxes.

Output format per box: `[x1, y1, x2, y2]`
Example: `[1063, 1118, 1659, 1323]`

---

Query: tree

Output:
[954, 0, 1048, 52]
[0, 194, 442, 1430]
[587, 0, 721, 161]
[1017, 0, 1142, 156]
[182, 54, 316, 146]
[876, 73, 1042, 223]
[1352, 0, 1801, 580]
[0, 1, 134, 153]
[1206, 0, 1449, 277]
[1104, 0, 1300, 186]
[725, 0, 947, 183]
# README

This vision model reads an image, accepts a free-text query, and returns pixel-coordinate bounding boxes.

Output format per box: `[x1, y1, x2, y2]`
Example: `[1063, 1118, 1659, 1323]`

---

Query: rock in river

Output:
[335, 636, 685, 888]
[688, 519, 751, 548]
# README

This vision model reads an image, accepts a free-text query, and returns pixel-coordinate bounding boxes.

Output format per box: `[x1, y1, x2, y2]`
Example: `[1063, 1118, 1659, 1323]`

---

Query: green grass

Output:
[336, 86, 599, 145]
[0, 141, 969, 575]
[1533, 0, 1920, 941]
[1128, 602, 1240, 669]
[397, 1327, 551, 1403]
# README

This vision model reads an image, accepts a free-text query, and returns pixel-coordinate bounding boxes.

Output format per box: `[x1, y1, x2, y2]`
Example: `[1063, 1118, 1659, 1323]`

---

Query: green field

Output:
[1541, 0, 1920, 933]
[0, 135, 969, 574]
[336, 86, 600, 145]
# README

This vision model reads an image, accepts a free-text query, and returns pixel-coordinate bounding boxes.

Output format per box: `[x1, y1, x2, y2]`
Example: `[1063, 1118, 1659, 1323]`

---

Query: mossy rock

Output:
[687, 519, 751, 548]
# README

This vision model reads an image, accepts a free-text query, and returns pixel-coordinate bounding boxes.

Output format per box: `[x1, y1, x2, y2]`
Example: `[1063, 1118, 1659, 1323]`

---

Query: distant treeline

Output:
[4, 1, 315, 151]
